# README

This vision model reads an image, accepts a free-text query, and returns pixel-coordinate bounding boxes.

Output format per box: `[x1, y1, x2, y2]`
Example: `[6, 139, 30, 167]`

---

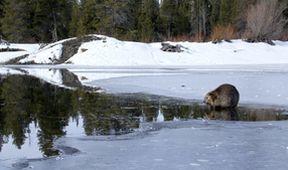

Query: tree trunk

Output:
[52, 9, 58, 42]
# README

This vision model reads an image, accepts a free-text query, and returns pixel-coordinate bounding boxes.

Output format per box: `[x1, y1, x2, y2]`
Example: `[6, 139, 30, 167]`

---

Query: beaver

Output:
[204, 84, 239, 109]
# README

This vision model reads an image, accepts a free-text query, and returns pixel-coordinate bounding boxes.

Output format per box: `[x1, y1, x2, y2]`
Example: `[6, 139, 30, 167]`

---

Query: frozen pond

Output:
[67, 65, 288, 107]
[1, 65, 288, 170]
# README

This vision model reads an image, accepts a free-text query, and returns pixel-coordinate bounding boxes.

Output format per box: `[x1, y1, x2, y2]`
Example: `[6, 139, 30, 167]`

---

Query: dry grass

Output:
[165, 33, 205, 42]
[210, 24, 238, 41]
[280, 32, 288, 41]
[162, 25, 241, 42]
[191, 33, 205, 42]
[170, 35, 193, 42]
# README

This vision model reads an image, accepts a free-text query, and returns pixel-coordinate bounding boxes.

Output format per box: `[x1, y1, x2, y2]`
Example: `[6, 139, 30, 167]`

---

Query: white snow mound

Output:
[2, 35, 288, 66]
[66, 36, 288, 66]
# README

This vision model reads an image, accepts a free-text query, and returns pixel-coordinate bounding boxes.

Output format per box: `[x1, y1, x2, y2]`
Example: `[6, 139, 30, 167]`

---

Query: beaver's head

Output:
[204, 92, 217, 106]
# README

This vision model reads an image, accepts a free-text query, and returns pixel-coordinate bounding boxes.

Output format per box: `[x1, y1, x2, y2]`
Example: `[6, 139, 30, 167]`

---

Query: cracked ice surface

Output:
[18, 120, 288, 170]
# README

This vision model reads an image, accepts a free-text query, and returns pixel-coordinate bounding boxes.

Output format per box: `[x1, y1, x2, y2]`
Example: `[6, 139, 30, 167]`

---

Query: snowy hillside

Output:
[1, 35, 288, 66]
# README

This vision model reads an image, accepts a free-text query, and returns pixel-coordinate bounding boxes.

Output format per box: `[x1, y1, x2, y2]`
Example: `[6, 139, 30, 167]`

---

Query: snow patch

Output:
[20, 44, 63, 64]
[0, 43, 40, 63]
[0, 51, 29, 63]
[0, 43, 39, 53]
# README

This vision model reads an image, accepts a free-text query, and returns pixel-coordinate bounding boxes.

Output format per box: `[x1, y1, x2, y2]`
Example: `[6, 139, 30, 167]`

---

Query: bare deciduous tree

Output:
[246, 0, 288, 41]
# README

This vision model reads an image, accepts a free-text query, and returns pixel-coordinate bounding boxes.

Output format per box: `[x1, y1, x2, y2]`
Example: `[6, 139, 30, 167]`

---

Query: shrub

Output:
[210, 24, 237, 41]
[245, 0, 288, 40]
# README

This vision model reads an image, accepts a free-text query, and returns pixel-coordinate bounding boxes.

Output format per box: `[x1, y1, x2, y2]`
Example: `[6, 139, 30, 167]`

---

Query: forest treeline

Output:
[0, 0, 288, 43]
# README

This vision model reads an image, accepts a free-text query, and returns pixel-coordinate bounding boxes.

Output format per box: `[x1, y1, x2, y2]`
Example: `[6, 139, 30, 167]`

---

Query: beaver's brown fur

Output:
[204, 84, 239, 109]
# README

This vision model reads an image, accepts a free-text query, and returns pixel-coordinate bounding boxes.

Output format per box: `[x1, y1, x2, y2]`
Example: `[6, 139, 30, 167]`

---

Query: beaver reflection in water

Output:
[204, 84, 240, 110]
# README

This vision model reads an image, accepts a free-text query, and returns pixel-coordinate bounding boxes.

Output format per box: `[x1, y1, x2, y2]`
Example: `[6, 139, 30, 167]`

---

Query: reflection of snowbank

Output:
[0, 67, 24, 75]
[22, 68, 63, 85]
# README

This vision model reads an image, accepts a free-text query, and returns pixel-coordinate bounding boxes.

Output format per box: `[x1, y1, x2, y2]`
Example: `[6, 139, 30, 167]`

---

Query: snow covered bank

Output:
[0, 43, 39, 53]
[0, 43, 40, 63]
[1, 35, 288, 66]
[19, 44, 63, 64]
[66, 37, 288, 66]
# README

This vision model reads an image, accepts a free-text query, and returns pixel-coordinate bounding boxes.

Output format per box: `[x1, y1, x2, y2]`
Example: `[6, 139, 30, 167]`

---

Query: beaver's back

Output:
[211, 84, 239, 108]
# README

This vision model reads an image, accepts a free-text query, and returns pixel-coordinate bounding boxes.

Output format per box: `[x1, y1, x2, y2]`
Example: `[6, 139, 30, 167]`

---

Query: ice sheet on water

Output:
[89, 69, 288, 107]
[14, 120, 288, 170]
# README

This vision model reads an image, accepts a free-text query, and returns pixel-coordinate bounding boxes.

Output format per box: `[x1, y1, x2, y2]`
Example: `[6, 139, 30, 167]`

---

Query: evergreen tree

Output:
[209, 0, 221, 29]
[0, 0, 287, 42]
[69, 0, 84, 37]
[189, 0, 210, 40]
[78, 0, 138, 39]
[219, 0, 238, 25]
[0, 0, 3, 36]
[32, 0, 48, 42]
[102, 0, 136, 39]
[98, 0, 118, 36]
[159, 0, 178, 38]
[138, 0, 159, 41]
[1, 0, 31, 42]
[79, 0, 101, 35]
[32, 0, 73, 42]
[175, 0, 191, 36]
[0, 1, 3, 19]
[1, 0, 72, 43]
[127, 0, 143, 40]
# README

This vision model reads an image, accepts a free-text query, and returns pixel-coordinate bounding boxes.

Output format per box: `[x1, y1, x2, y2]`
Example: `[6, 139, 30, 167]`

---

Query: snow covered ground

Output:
[19, 44, 63, 64]
[66, 38, 288, 66]
[1, 35, 288, 66]
[0, 43, 39, 63]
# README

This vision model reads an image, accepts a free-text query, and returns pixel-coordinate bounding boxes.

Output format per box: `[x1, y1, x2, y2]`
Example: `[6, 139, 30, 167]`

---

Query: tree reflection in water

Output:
[0, 74, 288, 157]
